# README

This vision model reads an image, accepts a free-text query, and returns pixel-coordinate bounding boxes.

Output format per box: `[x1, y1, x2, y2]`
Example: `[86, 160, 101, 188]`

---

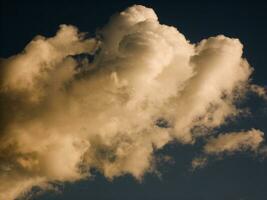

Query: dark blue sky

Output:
[1, 1, 267, 200]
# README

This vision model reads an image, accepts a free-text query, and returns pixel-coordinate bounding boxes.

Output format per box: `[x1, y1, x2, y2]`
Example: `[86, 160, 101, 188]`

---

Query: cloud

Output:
[203, 129, 264, 154]
[191, 156, 208, 170]
[0, 5, 265, 200]
[250, 84, 267, 100]
[190, 129, 265, 168]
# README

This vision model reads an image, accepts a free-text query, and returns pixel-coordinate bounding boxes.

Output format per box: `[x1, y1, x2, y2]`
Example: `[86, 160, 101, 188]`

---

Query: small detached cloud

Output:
[203, 129, 264, 155]
[190, 129, 266, 169]
[191, 156, 208, 170]
[250, 84, 267, 101]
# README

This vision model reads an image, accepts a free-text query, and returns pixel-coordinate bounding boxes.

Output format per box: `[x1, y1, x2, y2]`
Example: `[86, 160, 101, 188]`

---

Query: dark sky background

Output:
[1, 1, 267, 200]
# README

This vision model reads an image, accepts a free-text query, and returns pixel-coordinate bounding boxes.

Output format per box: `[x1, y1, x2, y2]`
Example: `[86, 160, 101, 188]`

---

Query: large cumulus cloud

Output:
[0, 5, 266, 200]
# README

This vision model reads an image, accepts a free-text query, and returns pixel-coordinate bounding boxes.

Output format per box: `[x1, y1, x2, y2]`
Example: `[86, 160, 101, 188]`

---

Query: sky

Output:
[0, 1, 267, 200]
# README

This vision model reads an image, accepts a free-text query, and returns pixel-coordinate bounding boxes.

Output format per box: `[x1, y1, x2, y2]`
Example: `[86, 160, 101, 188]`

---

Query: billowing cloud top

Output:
[0, 5, 266, 200]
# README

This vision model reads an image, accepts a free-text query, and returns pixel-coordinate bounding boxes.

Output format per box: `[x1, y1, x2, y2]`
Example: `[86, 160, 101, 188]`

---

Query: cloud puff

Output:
[203, 129, 264, 154]
[250, 84, 267, 100]
[0, 5, 265, 200]
[190, 129, 265, 169]
[191, 156, 208, 170]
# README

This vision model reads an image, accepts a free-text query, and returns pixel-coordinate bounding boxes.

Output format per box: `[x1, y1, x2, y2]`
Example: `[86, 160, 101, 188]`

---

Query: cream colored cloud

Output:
[203, 129, 264, 154]
[250, 84, 267, 100]
[190, 129, 265, 168]
[191, 156, 208, 170]
[0, 5, 265, 200]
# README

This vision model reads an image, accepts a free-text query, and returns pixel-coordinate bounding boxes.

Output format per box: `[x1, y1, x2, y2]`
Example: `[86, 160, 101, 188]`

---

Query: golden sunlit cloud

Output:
[0, 5, 266, 200]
